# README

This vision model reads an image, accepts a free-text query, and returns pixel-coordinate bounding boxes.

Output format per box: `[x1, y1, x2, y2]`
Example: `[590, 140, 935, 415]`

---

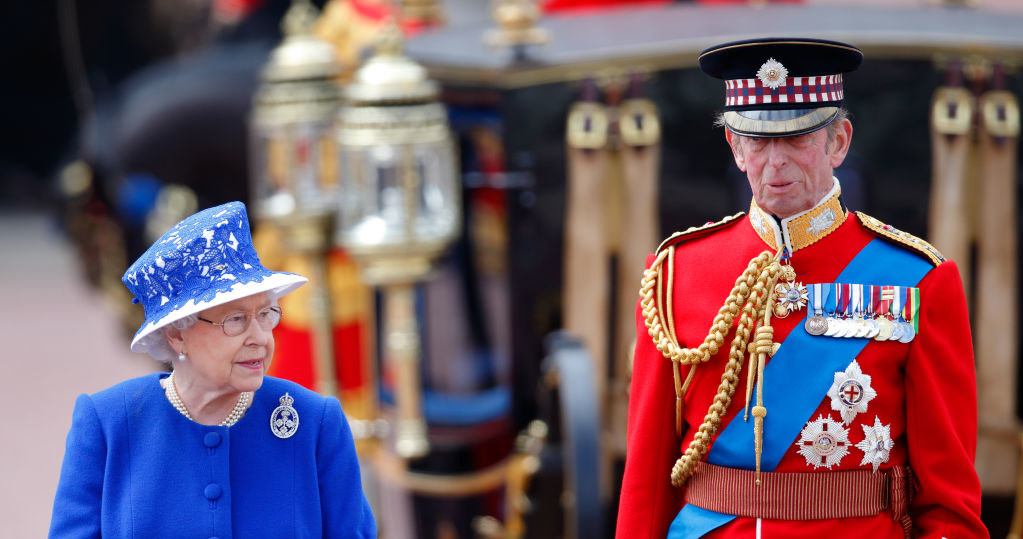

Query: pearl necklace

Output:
[164, 372, 253, 427]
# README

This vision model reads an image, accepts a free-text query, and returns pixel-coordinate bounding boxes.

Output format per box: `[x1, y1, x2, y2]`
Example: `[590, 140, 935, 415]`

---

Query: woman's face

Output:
[173, 292, 277, 395]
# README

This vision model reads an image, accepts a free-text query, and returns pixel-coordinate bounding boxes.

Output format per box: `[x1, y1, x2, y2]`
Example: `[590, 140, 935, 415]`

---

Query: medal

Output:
[876, 318, 895, 341]
[805, 283, 829, 336]
[824, 283, 841, 337]
[898, 287, 919, 343]
[898, 322, 915, 343]
[875, 286, 895, 341]
[833, 283, 853, 338]
[889, 322, 904, 342]
[865, 319, 880, 339]
[851, 284, 869, 338]
[896, 288, 920, 343]
[857, 285, 874, 338]
[888, 287, 905, 342]
[270, 392, 300, 439]
[864, 285, 880, 339]
[806, 315, 828, 336]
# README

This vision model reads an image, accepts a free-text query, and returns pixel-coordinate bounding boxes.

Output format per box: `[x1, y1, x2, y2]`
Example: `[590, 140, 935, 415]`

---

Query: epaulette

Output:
[656, 212, 745, 254]
[856, 211, 945, 267]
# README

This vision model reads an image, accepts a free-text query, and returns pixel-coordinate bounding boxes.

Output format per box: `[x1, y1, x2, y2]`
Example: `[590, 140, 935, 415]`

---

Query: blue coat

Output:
[49, 374, 376, 538]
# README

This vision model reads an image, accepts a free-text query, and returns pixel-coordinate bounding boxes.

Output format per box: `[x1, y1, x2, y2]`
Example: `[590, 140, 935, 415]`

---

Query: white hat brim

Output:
[129, 272, 308, 354]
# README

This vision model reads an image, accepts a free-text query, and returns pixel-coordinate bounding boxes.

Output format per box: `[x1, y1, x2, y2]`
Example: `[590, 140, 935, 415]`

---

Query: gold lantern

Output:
[249, 0, 342, 396]
[335, 23, 461, 459]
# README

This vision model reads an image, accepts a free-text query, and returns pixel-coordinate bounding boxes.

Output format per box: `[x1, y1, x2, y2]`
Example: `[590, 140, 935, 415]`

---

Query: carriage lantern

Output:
[334, 23, 461, 458]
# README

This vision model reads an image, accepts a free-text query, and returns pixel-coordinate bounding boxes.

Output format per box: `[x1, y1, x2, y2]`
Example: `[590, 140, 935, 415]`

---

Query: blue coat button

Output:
[204, 483, 222, 500]
[203, 432, 221, 448]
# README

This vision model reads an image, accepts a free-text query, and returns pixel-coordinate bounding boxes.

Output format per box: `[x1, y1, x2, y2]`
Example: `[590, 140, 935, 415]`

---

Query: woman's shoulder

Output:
[88, 373, 164, 406]
[71, 373, 165, 425]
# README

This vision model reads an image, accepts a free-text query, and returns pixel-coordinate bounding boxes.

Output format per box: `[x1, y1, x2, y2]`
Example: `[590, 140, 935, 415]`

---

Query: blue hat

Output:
[699, 38, 863, 137]
[122, 201, 307, 354]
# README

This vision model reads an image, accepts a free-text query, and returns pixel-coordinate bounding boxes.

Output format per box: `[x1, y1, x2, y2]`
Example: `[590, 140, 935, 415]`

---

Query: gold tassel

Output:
[751, 262, 783, 485]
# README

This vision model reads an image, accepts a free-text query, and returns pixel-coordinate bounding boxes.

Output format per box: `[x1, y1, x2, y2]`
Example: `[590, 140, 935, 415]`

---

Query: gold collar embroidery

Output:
[748, 179, 847, 254]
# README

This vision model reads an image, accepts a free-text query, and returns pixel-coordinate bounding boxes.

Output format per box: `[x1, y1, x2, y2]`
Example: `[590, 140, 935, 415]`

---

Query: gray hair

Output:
[143, 314, 200, 364]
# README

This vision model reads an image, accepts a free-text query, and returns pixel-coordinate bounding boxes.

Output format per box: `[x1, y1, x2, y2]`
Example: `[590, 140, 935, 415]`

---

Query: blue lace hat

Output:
[122, 201, 307, 354]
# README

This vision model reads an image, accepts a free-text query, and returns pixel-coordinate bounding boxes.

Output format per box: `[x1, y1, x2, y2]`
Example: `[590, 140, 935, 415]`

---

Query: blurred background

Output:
[2, 0, 1022, 537]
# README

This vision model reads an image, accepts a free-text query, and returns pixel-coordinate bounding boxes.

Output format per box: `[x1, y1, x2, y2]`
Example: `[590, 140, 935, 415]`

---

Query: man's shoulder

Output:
[854, 211, 945, 267]
[656, 212, 747, 253]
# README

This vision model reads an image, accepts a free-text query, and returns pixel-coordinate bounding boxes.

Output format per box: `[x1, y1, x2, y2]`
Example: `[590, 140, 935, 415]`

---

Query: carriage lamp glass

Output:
[249, 0, 342, 221]
[334, 26, 460, 279]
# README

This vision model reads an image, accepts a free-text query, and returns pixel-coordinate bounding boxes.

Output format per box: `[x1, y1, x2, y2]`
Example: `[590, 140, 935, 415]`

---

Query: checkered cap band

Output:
[725, 75, 844, 107]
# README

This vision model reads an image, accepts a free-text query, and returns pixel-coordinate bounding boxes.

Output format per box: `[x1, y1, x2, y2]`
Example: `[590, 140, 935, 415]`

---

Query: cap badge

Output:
[757, 58, 788, 89]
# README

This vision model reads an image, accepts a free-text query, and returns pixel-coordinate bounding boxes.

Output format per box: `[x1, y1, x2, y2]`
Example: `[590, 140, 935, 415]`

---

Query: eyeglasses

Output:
[197, 306, 283, 337]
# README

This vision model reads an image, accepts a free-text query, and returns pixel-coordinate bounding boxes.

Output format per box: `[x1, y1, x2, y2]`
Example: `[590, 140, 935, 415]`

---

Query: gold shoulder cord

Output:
[640, 247, 785, 486]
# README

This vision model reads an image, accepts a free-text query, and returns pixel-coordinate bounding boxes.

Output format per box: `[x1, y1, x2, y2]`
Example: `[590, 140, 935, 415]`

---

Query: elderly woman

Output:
[49, 202, 376, 538]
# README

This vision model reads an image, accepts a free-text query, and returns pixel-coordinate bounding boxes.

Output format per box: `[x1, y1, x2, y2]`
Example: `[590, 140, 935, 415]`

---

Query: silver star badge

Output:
[855, 416, 894, 472]
[795, 415, 851, 469]
[756, 58, 788, 90]
[827, 360, 878, 425]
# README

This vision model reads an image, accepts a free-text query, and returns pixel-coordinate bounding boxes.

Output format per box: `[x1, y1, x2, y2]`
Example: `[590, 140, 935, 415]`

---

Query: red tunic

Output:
[616, 198, 986, 538]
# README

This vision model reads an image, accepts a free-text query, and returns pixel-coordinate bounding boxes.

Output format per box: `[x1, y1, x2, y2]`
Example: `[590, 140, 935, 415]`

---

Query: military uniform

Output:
[615, 38, 987, 539]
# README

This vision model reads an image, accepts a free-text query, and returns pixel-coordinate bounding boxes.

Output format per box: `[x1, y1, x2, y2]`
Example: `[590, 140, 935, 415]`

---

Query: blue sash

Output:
[668, 239, 932, 539]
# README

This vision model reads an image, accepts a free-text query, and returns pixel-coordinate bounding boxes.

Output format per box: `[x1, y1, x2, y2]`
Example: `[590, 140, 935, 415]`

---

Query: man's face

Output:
[726, 119, 852, 219]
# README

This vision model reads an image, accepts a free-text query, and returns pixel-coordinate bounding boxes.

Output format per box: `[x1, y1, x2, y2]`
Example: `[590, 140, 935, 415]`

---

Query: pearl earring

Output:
[178, 351, 187, 362]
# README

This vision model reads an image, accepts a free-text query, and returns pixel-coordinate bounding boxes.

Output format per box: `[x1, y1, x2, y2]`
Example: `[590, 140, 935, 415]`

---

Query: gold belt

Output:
[683, 462, 913, 537]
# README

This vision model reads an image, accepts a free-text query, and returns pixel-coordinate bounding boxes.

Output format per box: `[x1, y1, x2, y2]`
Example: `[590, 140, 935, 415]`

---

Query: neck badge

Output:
[773, 260, 807, 318]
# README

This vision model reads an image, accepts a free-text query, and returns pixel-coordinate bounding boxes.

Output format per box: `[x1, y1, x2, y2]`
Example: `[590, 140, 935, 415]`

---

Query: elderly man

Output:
[616, 38, 987, 539]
